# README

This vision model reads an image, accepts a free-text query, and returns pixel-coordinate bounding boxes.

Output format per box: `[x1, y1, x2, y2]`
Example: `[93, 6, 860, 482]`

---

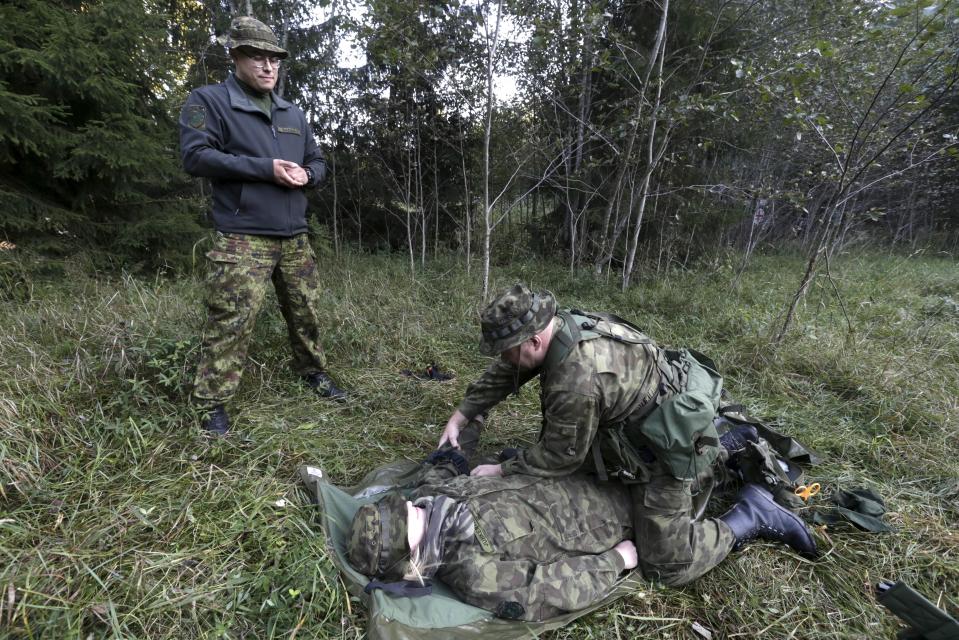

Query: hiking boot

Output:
[719, 483, 818, 558]
[201, 405, 230, 435]
[304, 371, 347, 401]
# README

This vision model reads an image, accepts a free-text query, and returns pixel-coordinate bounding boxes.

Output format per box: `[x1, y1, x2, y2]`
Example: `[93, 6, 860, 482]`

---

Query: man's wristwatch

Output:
[304, 166, 314, 185]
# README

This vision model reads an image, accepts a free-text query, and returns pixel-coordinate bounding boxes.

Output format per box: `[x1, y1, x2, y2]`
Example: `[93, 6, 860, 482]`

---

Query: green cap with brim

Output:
[479, 284, 557, 356]
[219, 16, 289, 59]
[347, 492, 409, 580]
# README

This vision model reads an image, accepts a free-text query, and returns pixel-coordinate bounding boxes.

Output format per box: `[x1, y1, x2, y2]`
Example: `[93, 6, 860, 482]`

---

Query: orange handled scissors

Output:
[794, 483, 821, 502]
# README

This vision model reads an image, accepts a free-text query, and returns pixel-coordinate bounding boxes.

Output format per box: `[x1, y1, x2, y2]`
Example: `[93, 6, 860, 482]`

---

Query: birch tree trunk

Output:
[622, 0, 670, 291]
[331, 154, 339, 257]
[480, 0, 503, 298]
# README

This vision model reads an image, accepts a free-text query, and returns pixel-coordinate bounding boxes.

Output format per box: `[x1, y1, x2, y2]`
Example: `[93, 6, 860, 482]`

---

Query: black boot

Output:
[201, 405, 230, 435]
[304, 371, 347, 401]
[720, 483, 818, 558]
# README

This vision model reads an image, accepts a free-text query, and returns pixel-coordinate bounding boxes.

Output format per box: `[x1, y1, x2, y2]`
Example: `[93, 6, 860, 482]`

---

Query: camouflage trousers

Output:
[630, 457, 735, 586]
[192, 232, 327, 405]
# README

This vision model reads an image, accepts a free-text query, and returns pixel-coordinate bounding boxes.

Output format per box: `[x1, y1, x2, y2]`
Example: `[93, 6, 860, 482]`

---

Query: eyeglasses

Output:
[246, 54, 282, 70]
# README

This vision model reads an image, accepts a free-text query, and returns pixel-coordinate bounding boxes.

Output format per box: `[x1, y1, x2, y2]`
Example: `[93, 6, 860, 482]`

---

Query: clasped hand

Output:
[273, 159, 308, 187]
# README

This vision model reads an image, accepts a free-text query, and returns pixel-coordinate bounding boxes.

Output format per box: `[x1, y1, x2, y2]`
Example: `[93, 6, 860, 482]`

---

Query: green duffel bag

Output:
[631, 350, 724, 481]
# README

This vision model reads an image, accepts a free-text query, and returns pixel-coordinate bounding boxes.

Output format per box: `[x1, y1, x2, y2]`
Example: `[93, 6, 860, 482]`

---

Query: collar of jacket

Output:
[225, 73, 292, 113]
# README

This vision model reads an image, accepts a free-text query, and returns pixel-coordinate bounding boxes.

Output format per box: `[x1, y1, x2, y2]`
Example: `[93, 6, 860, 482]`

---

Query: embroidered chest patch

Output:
[186, 104, 206, 130]
[276, 126, 301, 135]
[473, 521, 494, 553]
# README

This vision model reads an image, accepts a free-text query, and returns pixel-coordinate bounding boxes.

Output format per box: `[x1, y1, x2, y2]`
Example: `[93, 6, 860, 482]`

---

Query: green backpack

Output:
[629, 349, 723, 481]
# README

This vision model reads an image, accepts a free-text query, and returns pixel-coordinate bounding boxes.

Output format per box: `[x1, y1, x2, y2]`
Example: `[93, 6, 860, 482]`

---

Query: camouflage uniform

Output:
[456, 287, 736, 586]
[347, 417, 635, 621]
[192, 232, 327, 404]
[415, 474, 632, 621]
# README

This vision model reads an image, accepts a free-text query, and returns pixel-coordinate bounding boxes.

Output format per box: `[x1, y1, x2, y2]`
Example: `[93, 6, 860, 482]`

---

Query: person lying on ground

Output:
[345, 418, 817, 621]
[349, 470, 637, 621]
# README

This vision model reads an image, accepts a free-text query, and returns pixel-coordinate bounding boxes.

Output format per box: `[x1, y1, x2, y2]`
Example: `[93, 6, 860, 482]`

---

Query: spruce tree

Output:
[0, 0, 203, 269]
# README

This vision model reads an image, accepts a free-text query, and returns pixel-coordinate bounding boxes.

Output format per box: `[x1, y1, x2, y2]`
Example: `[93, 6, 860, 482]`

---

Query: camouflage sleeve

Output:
[500, 389, 599, 477]
[450, 549, 626, 620]
[456, 360, 537, 419]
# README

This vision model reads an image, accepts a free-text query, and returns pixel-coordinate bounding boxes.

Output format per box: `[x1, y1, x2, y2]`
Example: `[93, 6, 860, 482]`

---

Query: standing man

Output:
[437, 284, 816, 586]
[180, 16, 345, 435]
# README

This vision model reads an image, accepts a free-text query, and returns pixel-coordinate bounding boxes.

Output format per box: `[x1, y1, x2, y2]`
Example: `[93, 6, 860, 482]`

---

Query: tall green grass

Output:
[1, 251, 956, 638]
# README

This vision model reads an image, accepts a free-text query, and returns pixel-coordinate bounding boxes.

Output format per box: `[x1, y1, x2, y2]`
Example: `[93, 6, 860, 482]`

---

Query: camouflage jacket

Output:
[457, 313, 670, 477]
[411, 473, 633, 621]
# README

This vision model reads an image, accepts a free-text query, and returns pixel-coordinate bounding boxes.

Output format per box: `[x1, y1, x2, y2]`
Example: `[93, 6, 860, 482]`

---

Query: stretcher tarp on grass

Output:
[299, 461, 644, 640]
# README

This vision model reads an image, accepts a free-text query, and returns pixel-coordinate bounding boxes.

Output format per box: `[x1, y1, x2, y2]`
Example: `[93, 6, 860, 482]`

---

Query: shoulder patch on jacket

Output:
[186, 104, 206, 130]
[276, 126, 301, 135]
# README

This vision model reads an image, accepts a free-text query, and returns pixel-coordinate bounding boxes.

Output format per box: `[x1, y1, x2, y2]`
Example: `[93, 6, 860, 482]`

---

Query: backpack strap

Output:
[543, 309, 655, 373]
[591, 439, 609, 482]
[571, 309, 655, 346]
[542, 310, 591, 371]
[579, 310, 646, 336]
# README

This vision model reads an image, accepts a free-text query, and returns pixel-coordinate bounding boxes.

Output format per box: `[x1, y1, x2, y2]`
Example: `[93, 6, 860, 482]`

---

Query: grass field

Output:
[1, 250, 957, 639]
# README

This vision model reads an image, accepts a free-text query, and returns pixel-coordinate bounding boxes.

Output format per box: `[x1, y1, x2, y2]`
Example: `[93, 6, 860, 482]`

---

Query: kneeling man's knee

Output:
[638, 560, 697, 587]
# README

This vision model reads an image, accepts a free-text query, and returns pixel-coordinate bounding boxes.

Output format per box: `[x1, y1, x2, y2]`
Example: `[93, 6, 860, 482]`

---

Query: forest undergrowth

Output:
[0, 250, 957, 639]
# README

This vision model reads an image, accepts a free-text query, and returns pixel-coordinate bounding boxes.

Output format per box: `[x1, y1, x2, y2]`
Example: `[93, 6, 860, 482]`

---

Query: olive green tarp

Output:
[299, 462, 645, 640]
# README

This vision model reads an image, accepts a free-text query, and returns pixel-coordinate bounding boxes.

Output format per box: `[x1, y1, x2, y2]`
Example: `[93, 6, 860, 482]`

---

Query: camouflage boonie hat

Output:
[479, 284, 557, 356]
[347, 492, 409, 580]
[220, 16, 289, 58]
